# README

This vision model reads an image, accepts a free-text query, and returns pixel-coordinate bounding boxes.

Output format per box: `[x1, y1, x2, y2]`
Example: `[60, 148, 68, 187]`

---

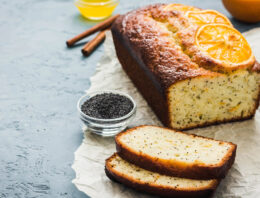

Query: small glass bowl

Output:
[77, 90, 136, 137]
[75, 0, 119, 20]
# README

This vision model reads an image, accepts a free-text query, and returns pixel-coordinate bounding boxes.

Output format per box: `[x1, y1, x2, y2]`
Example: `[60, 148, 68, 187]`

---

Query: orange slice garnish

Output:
[195, 24, 255, 69]
[164, 4, 200, 12]
[186, 10, 232, 26]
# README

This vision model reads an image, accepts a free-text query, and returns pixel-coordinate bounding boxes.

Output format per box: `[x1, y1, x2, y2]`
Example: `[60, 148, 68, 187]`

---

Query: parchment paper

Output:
[72, 29, 260, 198]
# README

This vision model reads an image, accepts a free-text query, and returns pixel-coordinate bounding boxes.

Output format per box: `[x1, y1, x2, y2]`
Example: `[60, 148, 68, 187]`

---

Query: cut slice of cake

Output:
[115, 125, 237, 180]
[105, 153, 218, 198]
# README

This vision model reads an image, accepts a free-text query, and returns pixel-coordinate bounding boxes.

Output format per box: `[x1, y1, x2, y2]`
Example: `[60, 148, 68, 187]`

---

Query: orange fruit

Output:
[222, 0, 260, 23]
[195, 24, 255, 70]
[164, 4, 200, 12]
[186, 10, 232, 26]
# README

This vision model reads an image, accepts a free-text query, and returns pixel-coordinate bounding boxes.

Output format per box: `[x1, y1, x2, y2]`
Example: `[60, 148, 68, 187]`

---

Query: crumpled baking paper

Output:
[72, 29, 260, 198]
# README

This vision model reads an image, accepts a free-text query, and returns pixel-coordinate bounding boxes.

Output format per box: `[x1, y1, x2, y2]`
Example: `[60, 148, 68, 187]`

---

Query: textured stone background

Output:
[0, 0, 259, 197]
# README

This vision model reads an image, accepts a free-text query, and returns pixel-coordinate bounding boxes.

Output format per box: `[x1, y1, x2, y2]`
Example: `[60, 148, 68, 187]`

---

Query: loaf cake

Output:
[111, 3, 260, 130]
[115, 125, 236, 180]
[105, 153, 218, 198]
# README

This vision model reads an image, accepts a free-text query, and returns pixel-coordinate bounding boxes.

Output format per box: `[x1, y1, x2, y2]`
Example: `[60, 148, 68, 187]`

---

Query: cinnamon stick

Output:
[66, 14, 119, 47]
[81, 29, 107, 56]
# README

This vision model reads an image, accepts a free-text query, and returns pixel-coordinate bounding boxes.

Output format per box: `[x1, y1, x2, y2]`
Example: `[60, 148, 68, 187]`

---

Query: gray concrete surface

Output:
[0, 0, 259, 197]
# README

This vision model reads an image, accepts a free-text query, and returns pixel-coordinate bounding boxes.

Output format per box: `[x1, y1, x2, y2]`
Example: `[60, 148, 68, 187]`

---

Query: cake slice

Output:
[105, 153, 218, 198]
[116, 125, 236, 180]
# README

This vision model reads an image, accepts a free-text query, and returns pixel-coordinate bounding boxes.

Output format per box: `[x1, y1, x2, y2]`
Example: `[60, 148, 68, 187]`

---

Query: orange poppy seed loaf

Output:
[111, 3, 260, 130]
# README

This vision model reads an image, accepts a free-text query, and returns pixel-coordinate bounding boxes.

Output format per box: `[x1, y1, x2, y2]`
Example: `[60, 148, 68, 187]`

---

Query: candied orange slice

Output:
[195, 24, 254, 69]
[164, 4, 200, 12]
[186, 10, 232, 26]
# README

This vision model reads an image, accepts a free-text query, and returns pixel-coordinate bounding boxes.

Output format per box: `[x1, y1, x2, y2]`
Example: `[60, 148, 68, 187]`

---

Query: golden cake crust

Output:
[113, 4, 259, 90]
[113, 4, 219, 90]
